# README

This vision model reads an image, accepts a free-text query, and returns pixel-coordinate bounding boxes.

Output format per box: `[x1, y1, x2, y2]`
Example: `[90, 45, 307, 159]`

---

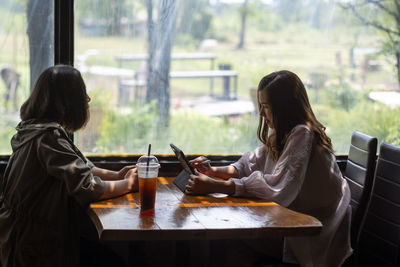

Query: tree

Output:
[272, 0, 333, 29]
[237, 0, 263, 49]
[176, 0, 212, 41]
[342, 0, 400, 86]
[75, 0, 128, 36]
[237, 0, 249, 49]
[27, 0, 53, 91]
[145, 0, 179, 128]
[273, 0, 305, 23]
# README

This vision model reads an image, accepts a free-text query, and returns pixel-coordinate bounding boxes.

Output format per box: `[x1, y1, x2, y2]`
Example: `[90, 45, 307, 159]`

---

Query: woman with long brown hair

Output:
[187, 70, 352, 266]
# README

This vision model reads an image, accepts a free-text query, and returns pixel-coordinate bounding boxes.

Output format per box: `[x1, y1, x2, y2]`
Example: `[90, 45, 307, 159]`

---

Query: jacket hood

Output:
[11, 120, 65, 152]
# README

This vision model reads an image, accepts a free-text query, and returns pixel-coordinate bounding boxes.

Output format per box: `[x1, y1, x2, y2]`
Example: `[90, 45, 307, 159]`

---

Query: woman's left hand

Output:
[185, 171, 217, 195]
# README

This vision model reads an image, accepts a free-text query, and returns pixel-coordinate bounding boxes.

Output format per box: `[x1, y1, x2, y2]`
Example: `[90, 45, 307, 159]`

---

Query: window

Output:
[1, 0, 400, 155]
[0, 0, 54, 154]
[74, 0, 258, 154]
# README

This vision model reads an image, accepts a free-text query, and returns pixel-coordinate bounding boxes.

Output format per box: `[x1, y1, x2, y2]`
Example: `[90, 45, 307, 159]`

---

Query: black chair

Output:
[358, 142, 400, 267]
[342, 131, 377, 266]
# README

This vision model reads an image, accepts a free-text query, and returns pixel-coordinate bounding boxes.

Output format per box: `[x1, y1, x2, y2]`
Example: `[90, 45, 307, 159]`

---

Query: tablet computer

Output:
[170, 143, 195, 174]
[170, 143, 194, 192]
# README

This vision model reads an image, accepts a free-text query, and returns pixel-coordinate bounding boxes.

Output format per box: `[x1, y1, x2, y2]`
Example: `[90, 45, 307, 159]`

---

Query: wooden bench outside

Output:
[113, 53, 240, 104]
[116, 53, 228, 99]
[115, 53, 216, 70]
[170, 70, 238, 99]
[80, 65, 135, 77]
[118, 69, 238, 104]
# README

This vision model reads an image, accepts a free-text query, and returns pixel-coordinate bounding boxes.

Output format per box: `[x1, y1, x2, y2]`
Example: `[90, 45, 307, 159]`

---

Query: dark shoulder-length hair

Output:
[257, 70, 333, 160]
[20, 65, 89, 132]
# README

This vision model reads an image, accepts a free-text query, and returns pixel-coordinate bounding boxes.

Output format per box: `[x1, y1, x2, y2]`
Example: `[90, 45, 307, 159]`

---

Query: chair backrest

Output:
[358, 142, 400, 266]
[344, 131, 377, 249]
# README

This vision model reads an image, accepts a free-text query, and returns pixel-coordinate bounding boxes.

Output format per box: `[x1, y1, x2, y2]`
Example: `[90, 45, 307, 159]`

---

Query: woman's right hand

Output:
[190, 156, 213, 176]
[124, 168, 138, 192]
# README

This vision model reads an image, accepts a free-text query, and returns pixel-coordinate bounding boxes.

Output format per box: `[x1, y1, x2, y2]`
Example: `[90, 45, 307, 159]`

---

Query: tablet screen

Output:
[170, 143, 195, 174]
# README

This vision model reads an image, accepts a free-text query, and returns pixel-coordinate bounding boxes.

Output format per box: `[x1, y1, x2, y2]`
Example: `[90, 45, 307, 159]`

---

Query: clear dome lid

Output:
[136, 155, 160, 167]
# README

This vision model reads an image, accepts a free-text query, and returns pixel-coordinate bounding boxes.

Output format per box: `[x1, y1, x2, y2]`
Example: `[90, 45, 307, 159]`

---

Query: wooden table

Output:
[115, 53, 238, 99]
[119, 70, 238, 101]
[115, 53, 216, 69]
[88, 177, 322, 241]
[170, 70, 238, 99]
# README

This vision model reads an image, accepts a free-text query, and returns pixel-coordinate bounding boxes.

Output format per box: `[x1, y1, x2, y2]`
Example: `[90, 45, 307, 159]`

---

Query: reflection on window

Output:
[75, 0, 393, 156]
[0, 0, 53, 154]
[3, 0, 399, 155]
[75, 0, 259, 155]
[74, 0, 400, 155]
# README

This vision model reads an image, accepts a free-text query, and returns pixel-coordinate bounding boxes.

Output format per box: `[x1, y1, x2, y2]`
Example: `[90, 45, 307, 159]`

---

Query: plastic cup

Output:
[136, 155, 160, 216]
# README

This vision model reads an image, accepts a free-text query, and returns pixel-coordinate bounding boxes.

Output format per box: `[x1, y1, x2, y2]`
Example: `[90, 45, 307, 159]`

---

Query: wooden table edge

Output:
[88, 222, 322, 241]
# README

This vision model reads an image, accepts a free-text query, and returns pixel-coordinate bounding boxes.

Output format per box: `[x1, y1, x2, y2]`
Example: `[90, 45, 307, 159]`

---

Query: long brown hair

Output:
[20, 65, 89, 132]
[257, 70, 333, 160]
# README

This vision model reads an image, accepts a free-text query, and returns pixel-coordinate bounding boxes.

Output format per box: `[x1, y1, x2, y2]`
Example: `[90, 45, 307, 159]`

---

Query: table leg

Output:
[234, 76, 238, 100]
[210, 59, 215, 97]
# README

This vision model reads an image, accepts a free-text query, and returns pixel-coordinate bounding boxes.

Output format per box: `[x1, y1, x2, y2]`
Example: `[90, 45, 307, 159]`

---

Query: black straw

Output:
[146, 144, 151, 172]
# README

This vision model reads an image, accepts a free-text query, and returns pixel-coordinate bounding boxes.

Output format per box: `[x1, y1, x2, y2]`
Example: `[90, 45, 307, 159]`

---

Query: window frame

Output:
[55, 0, 74, 66]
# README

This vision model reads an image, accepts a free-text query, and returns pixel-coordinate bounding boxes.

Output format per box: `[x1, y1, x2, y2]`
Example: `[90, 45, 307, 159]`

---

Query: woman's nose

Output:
[87, 95, 91, 102]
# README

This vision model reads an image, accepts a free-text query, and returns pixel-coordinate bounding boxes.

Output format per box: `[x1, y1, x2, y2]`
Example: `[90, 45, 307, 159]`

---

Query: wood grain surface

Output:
[89, 177, 322, 241]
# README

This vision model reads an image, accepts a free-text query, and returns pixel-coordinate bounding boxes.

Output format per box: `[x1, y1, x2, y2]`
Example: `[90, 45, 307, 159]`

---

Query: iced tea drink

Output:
[138, 175, 157, 215]
[136, 155, 160, 216]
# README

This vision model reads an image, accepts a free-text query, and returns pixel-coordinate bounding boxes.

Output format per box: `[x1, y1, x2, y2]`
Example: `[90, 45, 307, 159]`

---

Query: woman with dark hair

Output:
[187, 70, 352, 266]
[0, 65, 137, 266]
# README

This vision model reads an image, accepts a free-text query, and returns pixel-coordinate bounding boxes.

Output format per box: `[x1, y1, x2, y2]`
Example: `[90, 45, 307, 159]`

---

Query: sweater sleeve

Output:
[230, 125, 314, 207]
[37, 129, 105, 206]
[231, 145, 266, 178]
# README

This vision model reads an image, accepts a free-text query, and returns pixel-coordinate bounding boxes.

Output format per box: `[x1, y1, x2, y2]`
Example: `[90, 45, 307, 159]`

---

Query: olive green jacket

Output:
[0, 120, 105, 267]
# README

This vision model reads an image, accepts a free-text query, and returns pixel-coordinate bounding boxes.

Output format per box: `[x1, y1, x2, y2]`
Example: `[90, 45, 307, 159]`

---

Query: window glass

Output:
[0, 0, 54, 154]
[72, 0, 400, 155]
